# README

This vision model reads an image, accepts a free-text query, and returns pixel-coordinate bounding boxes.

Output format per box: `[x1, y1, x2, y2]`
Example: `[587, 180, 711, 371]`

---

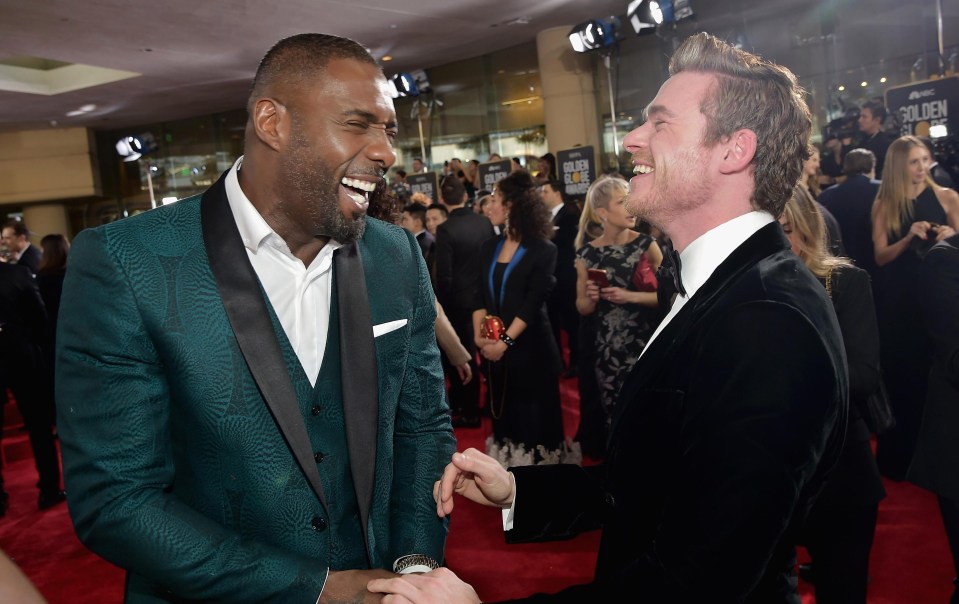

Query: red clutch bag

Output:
[481, 315, 505, 340]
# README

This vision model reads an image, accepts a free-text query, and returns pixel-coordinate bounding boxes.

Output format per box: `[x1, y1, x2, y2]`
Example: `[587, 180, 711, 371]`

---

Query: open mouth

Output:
[340, 176, 377, 211]
[633, 164, 655, 175]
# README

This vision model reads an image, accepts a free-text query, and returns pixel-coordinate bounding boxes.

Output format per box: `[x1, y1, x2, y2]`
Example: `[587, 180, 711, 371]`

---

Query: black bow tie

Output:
[656, 246, 687, 298]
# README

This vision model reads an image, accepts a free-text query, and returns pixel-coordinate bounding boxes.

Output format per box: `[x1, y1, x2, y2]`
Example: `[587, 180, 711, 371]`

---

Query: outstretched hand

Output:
[432, 448, 514, 518]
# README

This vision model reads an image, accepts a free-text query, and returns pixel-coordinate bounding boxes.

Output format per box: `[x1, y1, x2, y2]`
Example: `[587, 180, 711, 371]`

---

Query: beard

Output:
[625, 146, 714, 230]
[280, 131, 366, 244]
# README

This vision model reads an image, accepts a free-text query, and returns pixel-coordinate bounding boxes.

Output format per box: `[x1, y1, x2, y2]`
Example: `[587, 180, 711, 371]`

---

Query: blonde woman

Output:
[781, 188, 885, 603]
[575, 175, 662, 424]
[871, 135, 959, 479]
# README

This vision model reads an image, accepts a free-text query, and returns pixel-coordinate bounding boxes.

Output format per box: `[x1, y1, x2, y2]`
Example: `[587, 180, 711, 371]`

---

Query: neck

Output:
[910, 181, 926, 199]
[661, 197, 755, 253]
[598, 223, 630, 245]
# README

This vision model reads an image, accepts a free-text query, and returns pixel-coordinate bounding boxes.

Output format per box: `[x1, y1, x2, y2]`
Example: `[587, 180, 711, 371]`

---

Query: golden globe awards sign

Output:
[478, 159, 511, 192]
[886, 76, 959, 138]
[407, 172, 439, 203]
[557, 146, 596, 201]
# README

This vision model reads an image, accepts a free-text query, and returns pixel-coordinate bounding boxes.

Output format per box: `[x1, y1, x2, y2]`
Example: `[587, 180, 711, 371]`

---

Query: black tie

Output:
[657, 246, 687, 298]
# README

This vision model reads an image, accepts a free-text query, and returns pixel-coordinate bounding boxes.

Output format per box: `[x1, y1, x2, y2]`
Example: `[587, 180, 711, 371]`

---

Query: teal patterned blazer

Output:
[56, 173, 455, 602]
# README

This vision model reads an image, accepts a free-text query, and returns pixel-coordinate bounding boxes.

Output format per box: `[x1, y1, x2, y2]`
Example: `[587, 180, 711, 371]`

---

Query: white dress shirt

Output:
[642, 211, 775, 356]
[225, 157, 341, 386]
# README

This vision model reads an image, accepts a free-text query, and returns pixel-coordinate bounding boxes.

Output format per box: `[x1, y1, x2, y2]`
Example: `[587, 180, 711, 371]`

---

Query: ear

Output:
[251, 97, 288, 151]
[718, 129, 757, 175]
[596, 207, 609, 222]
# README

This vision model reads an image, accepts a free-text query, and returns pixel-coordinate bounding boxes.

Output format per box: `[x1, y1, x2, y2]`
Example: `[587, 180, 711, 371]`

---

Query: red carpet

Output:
[0, 377, 954, 602]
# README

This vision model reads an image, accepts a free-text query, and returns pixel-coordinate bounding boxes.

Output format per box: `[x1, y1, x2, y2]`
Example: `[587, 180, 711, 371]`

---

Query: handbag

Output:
[631, 251, 658, 292]
[824, 267, 896, 435]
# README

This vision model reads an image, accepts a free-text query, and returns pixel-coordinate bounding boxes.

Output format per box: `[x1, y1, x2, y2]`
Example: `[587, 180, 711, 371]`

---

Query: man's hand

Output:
[454, 362, 473, 385]
[367, 568, 481, 604]
[321, 569, 395, 603]
[432, 449, 514, 518]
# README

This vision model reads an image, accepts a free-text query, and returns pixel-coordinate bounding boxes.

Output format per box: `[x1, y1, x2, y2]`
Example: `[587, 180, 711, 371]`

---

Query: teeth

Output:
[341, 176, 377, 192]
[633, 165, 654, 174]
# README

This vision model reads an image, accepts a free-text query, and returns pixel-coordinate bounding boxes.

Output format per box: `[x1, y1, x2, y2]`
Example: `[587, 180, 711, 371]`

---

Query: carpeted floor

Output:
[0, 376, 954, 602]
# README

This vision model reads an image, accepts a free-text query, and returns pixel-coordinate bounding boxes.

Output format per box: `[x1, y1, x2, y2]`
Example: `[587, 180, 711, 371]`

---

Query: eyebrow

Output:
[643, 104, 677, 121]
[342, 109, 398, 129]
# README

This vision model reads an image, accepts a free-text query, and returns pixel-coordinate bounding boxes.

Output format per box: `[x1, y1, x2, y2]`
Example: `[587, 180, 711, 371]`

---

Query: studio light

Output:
[626, 0, 694, 35]
[388, 73, 419, 98]
[115, 132, 157, 162]
[568, 18, 619, 53]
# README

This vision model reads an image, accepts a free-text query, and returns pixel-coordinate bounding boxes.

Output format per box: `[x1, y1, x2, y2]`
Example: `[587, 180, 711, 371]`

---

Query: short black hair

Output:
[426, 203, 449, 218]
[248, 34, 377, 114]
[395, 169, 407, 178]
[2, 219, 28, 238]
[861, 99, 887, 123]
[440, 175, 466, 206]
[402, 202, 428, 225]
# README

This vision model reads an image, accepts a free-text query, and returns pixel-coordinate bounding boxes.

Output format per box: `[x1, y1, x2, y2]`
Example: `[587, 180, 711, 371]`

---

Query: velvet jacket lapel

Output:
[200, 174, 327, 509]
[334, 242, 378, 551]
[613, 222, 790, 432]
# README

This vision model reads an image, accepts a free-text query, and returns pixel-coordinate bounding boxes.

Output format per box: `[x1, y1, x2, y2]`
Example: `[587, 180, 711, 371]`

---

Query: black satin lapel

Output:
[200, 175, 327, 509]
[334, 243, 378, 554]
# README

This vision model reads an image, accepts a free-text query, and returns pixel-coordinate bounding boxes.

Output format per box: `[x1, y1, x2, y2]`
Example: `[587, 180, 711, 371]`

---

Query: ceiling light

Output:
[838, 85, 845, 91]
[880, 77, 887, 83]
[381, 55, 393, 62]
[861, 81, 868, 87]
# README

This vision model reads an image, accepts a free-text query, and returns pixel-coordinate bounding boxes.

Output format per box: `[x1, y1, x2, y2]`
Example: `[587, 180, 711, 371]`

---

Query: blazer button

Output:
[314, 452, 325, 463]
[311, 405, 322, 416]
[311, 516, 327, 532]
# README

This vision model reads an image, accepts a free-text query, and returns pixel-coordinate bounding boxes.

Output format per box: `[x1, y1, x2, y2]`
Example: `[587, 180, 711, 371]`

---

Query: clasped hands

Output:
[475, 336, 508, 362]
[366, 448, 513, 603]
[910, 220, 955, 243]
[586, 280, 631, 305]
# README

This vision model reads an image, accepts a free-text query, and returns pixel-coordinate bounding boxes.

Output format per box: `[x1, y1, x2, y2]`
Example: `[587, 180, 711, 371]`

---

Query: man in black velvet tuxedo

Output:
[370, 32, 848, 604]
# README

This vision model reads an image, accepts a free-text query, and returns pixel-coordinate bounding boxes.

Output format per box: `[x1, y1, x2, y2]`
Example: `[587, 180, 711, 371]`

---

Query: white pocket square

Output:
[372, 319, 408, 338]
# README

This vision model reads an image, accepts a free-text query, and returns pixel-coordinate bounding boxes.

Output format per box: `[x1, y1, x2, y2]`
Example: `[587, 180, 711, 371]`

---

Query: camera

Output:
[822, 108, 860, 142]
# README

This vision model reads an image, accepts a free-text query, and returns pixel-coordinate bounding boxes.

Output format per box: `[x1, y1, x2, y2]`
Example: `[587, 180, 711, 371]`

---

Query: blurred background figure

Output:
[921, 137, 957, 190]
[390, 169, 411, 204]
[425, 203, 448, 237]
[798, 143, 845, 256]
[400, 202, 433, 265]
[872, 135, 959, 480]
[1, 220, 41, 275]
[781, 188, 885, 604]
[541, 179, 580, 379]
[910, 231, 959, 604]
[473, 170, 569, 466]
[535, 153, 556, 185]
[575, 175, 661, 431]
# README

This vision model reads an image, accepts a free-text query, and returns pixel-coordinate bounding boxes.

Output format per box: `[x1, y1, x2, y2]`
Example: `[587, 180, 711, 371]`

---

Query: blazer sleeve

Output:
[387, 231, 456, 563]
[832, 266, 880, 403]
[919, 245, 959, 387]
[514, 241, 557, 324]
[56, 229, 330, 603]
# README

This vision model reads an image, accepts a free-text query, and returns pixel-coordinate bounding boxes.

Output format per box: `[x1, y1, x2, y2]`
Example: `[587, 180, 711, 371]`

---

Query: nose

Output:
[366, 128, 397, 172]
[622, 122, 651, 154]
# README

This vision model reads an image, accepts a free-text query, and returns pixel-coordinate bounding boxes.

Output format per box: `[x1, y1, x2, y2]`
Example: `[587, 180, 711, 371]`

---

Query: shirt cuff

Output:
[501, 471, 517, 531]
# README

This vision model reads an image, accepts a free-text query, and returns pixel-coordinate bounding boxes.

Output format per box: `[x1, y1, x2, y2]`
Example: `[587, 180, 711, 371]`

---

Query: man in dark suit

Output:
[0, 262, 63, 515]
[542, 179, 580, 377]
[434, 175, 495, 428]
[400, 201, 434, 264]
[909, 231, 959, 604]
[56, 34, 455, 603]
[857, 100, 895, 180]
[818, 148, 881, 283]
[1, 220, 41, 275]
[371, 32, 847, 603]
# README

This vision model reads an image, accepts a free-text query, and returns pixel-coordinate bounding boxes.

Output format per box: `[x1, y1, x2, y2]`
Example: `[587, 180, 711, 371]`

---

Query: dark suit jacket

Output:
[475, 236, 561, 372]
[504, 223, 848, 603]
[0, 262, 48, 355]
[415, 229, 434, 265]
[908, 234, 959, 501]
[434, 207, 495, 312]
[819, 175, 881, 278]
[16, 243, 41, 275]
[56, 174, 455, 602]
[550, 203, 580, 294]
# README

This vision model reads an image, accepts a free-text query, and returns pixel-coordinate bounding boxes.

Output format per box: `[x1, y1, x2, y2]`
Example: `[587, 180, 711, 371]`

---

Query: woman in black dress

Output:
[872, 135, 959, 479]
[36, 234, 70, 379]
[575, 175, 662, 425]
[472, 170, 569, 466]
[782, 188, 885, 603]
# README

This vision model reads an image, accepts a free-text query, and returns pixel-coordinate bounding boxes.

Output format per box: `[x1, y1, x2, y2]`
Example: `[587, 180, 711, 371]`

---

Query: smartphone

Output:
[587, 268, 610, 288]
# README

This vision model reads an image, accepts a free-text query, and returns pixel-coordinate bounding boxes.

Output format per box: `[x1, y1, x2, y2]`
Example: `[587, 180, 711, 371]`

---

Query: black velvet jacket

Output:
[503, 223, 848, 603]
